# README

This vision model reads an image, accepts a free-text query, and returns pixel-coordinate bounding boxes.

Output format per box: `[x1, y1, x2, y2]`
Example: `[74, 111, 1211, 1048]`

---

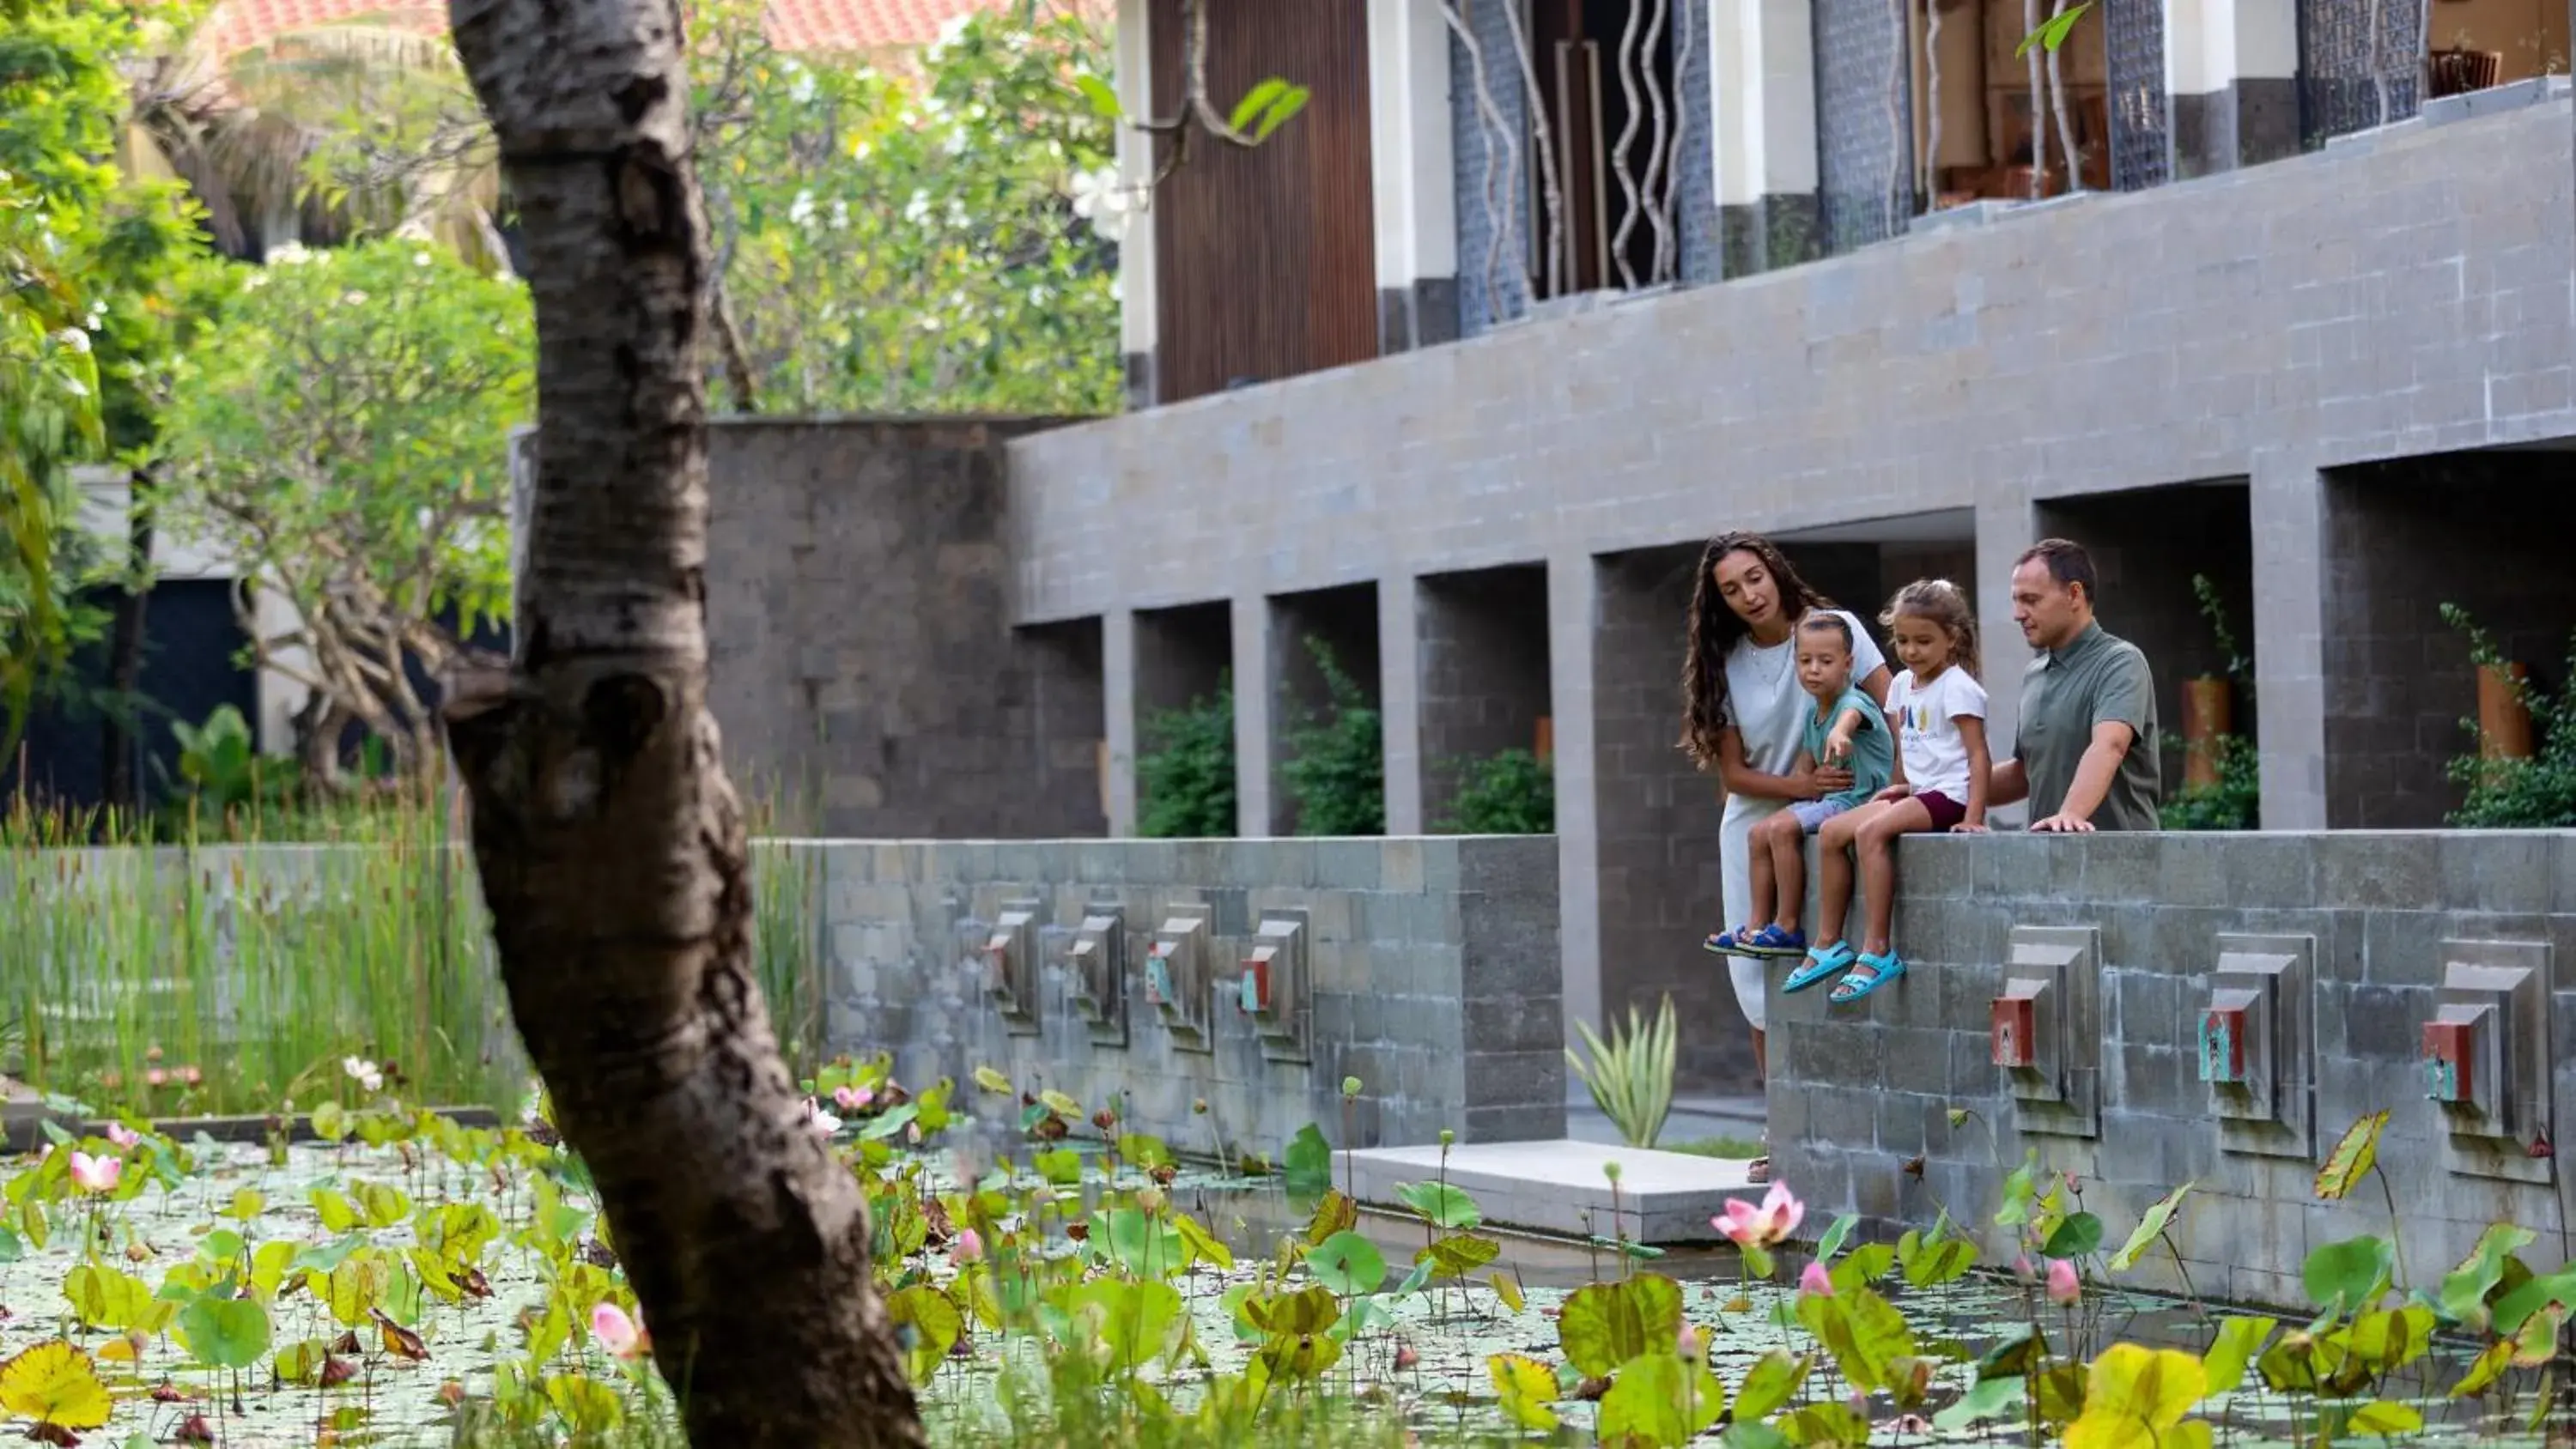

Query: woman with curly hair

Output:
[1677, 533, 1891, 1116]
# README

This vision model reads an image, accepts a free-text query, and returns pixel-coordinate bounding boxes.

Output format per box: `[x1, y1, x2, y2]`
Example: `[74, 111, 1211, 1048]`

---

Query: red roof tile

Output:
[206, 0, 1088, 59]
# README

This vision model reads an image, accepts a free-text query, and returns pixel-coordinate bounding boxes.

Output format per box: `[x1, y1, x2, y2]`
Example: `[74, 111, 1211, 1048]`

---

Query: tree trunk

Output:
[100, 466, 158, 815]
[438, 2, 921, 1446]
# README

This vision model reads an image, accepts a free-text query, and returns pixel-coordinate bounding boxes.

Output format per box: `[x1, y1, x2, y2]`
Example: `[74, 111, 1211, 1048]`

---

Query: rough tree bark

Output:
[438, 1, 922, 1444]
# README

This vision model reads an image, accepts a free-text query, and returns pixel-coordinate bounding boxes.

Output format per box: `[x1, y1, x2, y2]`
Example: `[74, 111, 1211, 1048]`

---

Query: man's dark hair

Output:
[2016, 537, 2099, 604]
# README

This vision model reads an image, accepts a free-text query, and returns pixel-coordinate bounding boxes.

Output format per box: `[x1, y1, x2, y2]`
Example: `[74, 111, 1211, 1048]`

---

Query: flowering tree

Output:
[155, 238, 531, 783]
[694, 5, 1124, 415]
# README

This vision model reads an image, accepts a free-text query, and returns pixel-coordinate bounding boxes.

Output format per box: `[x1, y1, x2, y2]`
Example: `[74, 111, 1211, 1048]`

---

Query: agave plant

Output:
[1564, 993, 1678, 1149]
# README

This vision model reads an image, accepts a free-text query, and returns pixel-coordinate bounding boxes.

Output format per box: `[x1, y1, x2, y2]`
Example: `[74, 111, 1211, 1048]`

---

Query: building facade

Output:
[999, 0, 2576, 1090]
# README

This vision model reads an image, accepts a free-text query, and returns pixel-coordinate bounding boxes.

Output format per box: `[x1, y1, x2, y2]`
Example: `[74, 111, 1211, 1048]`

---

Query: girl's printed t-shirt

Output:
[1887, 665, 1988, 801]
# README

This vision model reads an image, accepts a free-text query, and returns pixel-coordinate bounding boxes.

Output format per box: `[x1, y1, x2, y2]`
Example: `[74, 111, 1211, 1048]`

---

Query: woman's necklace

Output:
[1748, 630, 1791, 688]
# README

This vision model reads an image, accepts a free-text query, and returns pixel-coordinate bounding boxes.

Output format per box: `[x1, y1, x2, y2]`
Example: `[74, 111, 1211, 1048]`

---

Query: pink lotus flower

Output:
[832, 1084, 873, 1113]
[590, 1302, 647, 1359]
[69, 1151, 120, 1194]
[1677, 1324, 1703, 1360]
[105, 1123, 140, 1149]
[143, 1068, 167, 1089]
[1712, 1181, 1806, 1248]
[2045, 1257, 2081, 1306]
[801, 1097, 842, 1137]
[2013, 1254, 2036, 1282]
[948, 1228, 984, 1266]
[1799, 1261, 1835, 1297]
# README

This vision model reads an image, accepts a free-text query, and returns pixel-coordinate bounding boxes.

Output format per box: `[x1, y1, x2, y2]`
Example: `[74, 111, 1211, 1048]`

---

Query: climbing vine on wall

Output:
[1280, 639, 1384, 838]
[1135, 675, 1236, 838]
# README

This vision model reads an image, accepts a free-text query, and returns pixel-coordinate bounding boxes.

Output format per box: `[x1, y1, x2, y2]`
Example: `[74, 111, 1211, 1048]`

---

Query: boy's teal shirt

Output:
[1803, 687, 1895, 809]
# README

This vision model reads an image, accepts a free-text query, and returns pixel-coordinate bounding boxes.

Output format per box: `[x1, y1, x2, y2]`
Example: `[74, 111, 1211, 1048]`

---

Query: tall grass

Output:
[0, 775, 518, 1118]
[0, 768, 830, 1120]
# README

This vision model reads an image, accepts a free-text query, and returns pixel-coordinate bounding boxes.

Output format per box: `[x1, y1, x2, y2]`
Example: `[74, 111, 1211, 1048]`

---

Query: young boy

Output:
[1726, 614, 1894, 960]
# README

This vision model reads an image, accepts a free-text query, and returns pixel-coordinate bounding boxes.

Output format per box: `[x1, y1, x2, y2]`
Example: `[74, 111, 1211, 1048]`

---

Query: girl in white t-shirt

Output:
[1794, 579, 1990, 1005]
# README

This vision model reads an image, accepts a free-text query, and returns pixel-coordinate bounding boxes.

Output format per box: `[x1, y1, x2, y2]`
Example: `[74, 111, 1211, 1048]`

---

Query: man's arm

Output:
[1988, 757, 2027, 807]
[2028, 722, 2137, 833]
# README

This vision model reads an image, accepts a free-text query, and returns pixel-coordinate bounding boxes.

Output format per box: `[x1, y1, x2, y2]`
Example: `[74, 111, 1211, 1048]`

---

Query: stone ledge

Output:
[1342, 1139, 1759, 1245]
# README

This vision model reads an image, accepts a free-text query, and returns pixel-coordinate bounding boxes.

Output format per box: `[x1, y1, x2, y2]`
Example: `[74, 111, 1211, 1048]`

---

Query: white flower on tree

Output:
[1068, 165, 1132, 243]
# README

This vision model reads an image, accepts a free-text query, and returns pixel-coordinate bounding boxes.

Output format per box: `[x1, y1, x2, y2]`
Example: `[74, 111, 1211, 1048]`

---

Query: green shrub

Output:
[2158, 732, 2260, 831]
[1439, 747, 1554, 834]
[1279, 638, 1383, 837]
[2442, 603, 2576, 828]
[2160, 573, 2260, 831]
[1136, 675, 1236, 838]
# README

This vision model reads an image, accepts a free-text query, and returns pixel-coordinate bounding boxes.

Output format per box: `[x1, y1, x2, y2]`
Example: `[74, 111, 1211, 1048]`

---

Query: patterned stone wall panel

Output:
[1815, 0, 1917, 253]
[2105, 0, 2171, 191]
[1449, 0, 1537, 334]
[2297, 0, 2423, 148]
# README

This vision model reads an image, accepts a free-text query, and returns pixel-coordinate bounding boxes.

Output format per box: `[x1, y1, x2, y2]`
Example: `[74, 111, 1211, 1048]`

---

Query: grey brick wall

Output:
[805, 834, 1565, 1151]
[2321, 453, 2576, 827]
[1768, 830, 2576, 1313]
[1007, 105, 2573, 624]
[1417, 567, 1552, 828]
[1448, 0, 1535, 336]
[703, 418, 1103, 838]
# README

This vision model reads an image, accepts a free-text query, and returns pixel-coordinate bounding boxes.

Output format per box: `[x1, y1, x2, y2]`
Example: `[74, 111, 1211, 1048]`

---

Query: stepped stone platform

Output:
[1343, 1138, 1760, 1246]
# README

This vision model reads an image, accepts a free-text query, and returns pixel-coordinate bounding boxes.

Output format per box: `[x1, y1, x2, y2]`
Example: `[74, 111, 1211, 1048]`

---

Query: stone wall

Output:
[1770, 830, 2576, 1312]
[798, 834, 1564, 1153]
[701, 418, 1103, 837]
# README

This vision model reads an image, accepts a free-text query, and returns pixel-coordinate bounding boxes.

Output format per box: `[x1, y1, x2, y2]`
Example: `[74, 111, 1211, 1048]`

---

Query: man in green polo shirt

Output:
[1989, 538, 2162, 832]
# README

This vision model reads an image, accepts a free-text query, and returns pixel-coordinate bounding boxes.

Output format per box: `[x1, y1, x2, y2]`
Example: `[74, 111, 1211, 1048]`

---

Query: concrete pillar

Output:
[1546, 550, 1602, 1040]
[1974, 499, 2035, 827]
[1379, 575, 1425, 834]
[1113, 0, 1159, 408]
[1231, 592, 1274, 837]
[1368, 0, 1460, 351]
[1709, 0, 1823, 275]
[2249, 458, 2331, 829]
[2165, 0, 2301, 177]
[1103, 608, 1140, 834]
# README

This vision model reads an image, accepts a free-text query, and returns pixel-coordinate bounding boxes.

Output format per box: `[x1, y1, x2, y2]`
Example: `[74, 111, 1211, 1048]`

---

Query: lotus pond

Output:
[0, 1060, 2566, 1449]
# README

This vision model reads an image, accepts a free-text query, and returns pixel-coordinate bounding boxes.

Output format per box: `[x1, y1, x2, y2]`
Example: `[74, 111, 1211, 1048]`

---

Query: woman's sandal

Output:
[1829, 951, 1906, 1004]
[1783, 941, 1856, 992]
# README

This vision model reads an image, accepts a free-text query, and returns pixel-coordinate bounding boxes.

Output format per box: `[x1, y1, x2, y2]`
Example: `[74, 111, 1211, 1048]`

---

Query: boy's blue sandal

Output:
[1742, 925, 1807, 958]
[1830, 951, 1906, 1004]
[1705, 925, 1753, 955]
[1783, 941, 1856, 993]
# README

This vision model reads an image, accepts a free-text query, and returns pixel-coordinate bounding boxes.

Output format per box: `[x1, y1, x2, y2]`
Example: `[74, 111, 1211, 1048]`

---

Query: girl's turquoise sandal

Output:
[1829, 951, 1906, 1004]
[1783, 941, 1856, 993]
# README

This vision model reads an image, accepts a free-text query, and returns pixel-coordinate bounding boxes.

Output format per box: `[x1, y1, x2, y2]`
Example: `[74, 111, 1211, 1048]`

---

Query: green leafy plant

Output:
[1438, 748, 1553, 834]
[2441, 603, 2576, 827]
[1564, 995, 1677, 1149]
[1279, 639, 1383, 837]
[2160, 574, 2258, 831]
[1135, 674, 1236, 838]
